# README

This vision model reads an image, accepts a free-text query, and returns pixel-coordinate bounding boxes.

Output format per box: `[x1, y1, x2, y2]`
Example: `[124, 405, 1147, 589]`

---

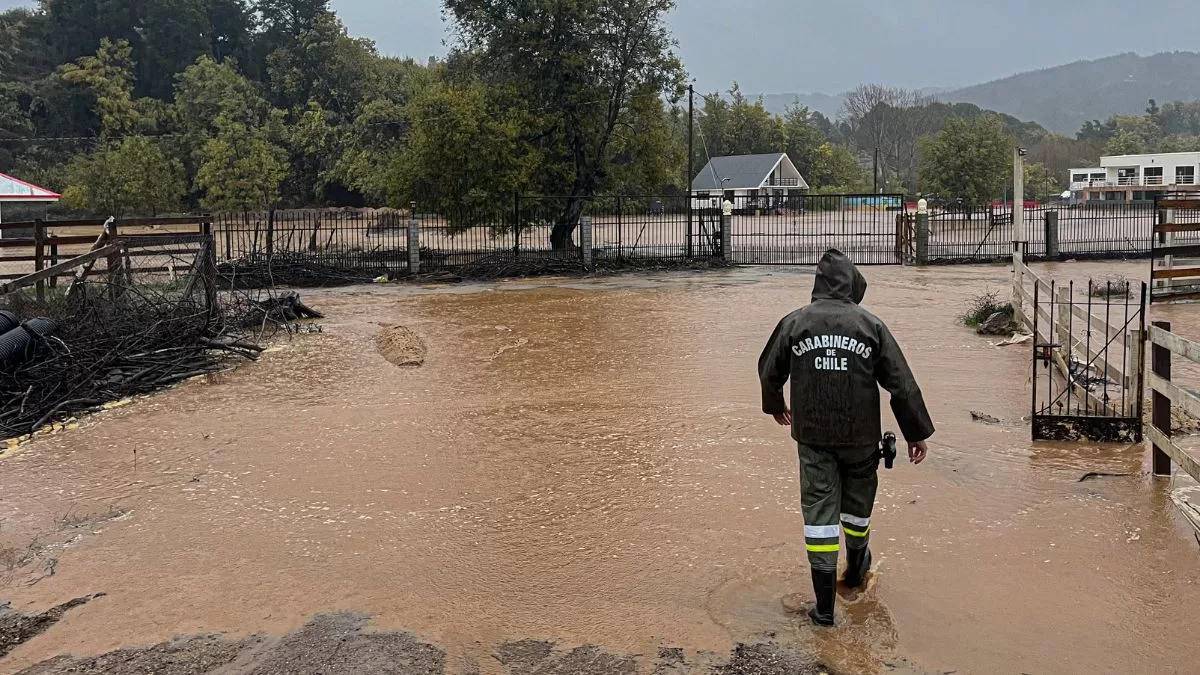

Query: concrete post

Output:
[720, 214, 732, 261]
[915, 212, 930, 265]
[1044, 210, 1060, 259]
[580, 216, 593, 266]
[408, 202, 420, 275]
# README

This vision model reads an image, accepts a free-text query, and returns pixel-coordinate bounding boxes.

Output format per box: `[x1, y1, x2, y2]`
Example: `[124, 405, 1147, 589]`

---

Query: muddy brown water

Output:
[1, 261, 1198, 674]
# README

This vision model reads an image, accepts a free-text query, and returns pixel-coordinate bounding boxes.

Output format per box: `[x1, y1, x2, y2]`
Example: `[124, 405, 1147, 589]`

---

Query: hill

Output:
[941, 51, 1200, 134]
[754, 52, 1200, 135]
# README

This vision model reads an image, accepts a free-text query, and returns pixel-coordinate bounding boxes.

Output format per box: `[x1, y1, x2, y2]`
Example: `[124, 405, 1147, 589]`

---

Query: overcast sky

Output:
[4, 0, 1200, 94]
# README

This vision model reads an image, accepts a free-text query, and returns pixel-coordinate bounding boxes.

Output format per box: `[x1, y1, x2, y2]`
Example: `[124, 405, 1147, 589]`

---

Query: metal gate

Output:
[727, 193, 906, 265]
[1030, 275, 1147, 442]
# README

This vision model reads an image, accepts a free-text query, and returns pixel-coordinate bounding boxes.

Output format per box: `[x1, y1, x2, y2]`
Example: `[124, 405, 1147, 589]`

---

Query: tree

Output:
[264, 12, 377, 115]
[257, 0, 330, 38]
[1147, 98, 1160, 118]
[782, 101, 825, 182]
[443, 0, 684, 249]
[1077, 119, 1116, 142]
[1023, 162, 1059, 202]
[388, 79, 537, 225]
[839, 84, 923, 191]
[722, 84, 785, 155]
[195, 115, 288, 211]
[61, 136, 186, 216]
[1104, 129, 1149, 156]
[919, 116, 1010, 209]
[808, 142, 867, 192]
[56, 39, 141, 137]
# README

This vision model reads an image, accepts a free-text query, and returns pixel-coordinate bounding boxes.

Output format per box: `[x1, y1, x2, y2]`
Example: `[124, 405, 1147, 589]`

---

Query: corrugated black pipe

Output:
[0, 318, 58, 367]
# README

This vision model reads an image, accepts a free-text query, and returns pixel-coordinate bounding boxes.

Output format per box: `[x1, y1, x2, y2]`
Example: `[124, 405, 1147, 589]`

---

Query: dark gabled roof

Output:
[692, 153, 788, 191]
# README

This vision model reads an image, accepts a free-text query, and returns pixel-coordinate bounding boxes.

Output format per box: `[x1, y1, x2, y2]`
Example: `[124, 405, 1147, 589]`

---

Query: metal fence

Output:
[722, 194, 905, 265]
[923, 202, 1157, 263]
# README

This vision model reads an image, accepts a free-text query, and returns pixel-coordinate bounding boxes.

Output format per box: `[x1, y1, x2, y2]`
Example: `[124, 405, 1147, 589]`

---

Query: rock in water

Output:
[376, 325, 427, 367]
[977, 311, 1012, 336]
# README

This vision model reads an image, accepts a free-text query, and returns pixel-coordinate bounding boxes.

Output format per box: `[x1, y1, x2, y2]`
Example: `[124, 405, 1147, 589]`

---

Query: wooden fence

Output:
[0, 217, 213, 290]
[1146, 321, 1200, 537]
[0, 217, 216, 306]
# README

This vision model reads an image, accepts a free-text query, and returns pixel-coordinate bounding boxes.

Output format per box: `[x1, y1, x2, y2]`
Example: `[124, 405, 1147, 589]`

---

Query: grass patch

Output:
[1089, 276, 1132, 298]
[961, 290, 1013, 327]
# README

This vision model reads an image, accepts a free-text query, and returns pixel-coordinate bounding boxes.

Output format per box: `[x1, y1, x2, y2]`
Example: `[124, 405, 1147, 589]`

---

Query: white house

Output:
[1069, 152, 1200, 202]
[691, 153, 809, 211]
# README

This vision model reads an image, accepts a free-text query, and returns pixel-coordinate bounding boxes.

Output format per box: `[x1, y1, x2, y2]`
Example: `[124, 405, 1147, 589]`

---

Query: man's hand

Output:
[908, 440, 928, 465]
[772, 409, 792, 426]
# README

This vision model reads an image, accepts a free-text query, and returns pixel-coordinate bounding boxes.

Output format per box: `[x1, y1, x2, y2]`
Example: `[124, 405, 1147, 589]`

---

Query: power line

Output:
[0, 93, 673, 145]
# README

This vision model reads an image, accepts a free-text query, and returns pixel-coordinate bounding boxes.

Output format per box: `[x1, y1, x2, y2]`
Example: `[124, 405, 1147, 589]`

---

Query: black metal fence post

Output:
[513, 192, 521, 258]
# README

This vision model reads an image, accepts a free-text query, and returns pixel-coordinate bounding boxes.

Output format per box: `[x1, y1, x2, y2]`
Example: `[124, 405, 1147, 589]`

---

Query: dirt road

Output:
[1, 261, 1197, 674]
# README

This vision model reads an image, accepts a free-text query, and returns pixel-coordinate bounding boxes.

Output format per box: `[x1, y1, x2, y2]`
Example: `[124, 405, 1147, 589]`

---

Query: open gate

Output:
[1020, 259, 1147, 442]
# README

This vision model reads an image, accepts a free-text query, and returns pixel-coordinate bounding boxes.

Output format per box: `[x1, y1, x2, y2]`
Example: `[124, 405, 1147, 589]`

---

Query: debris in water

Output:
[994, 333, 1033, 347]
[376, 326, 427, 367]
[1079, 472, 1132, 482]
[0, 594, 103, 657]
[970, 411, 1002, 425]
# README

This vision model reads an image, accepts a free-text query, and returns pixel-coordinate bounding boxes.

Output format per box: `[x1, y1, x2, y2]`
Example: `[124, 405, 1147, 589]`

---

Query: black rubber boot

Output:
[843, 546, 872, 589]
[807, 570, 837, 626]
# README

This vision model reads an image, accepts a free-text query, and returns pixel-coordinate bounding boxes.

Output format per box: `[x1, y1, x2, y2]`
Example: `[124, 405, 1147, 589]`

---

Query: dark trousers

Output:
[798, 443, 878, 572]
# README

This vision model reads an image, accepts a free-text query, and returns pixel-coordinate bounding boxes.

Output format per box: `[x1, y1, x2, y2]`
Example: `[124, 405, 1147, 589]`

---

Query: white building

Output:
[691, 153, 809, 211]
[1069, 152, 1200, 202]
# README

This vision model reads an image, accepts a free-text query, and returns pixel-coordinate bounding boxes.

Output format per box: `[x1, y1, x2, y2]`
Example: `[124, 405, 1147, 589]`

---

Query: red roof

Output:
[0, 173, 61, 201]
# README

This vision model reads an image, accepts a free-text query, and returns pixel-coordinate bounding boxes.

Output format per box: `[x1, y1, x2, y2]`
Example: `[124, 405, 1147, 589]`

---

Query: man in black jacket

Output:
[758, 249, 935, 626]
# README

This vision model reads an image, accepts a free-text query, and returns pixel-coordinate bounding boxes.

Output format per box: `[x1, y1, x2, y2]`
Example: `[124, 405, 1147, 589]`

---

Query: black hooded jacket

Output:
[758, 249, 935, 448]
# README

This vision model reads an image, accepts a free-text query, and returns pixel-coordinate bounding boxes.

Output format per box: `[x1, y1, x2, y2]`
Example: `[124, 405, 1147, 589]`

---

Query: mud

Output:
[1, 596, 96, 659]
[1, 260, 1198, 675]
[374, 324, 427, 367]
[12, 612, 833, 675]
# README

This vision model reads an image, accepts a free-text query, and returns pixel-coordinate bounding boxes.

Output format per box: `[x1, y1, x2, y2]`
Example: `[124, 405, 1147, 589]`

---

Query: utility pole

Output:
[686, 84, 695, 259]
[873, 146, 880, 194]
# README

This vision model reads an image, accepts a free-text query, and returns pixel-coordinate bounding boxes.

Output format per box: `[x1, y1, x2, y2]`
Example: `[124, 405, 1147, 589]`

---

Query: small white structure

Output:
[1069, 152, 1200, 201]
[0, 172, 61, 226]
[691, 153, 808, 211]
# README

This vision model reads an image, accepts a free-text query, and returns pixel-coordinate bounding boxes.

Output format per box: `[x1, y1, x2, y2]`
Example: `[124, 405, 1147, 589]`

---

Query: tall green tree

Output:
[1022, 162, 1060, 202]
[195, 115, 289, 211]
[389, 79, 537, 224]
[56, 39, 142, 137]
[61, 136, 186, 216]
[919, 116, 1010, 208]
[781, 101, 826, 181]
[443, 0, 685, 249]
[808, 142, 867, 193]
[723, 84, 785, 155]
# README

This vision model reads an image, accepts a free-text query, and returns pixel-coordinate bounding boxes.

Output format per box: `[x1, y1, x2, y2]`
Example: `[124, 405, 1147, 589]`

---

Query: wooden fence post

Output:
[1152, 320, 1173, 476]
[1126, 328, 1142, 417]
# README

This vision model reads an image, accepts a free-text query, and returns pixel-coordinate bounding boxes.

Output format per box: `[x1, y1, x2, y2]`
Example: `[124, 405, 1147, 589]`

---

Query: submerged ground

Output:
[1, 261, 1197, 674]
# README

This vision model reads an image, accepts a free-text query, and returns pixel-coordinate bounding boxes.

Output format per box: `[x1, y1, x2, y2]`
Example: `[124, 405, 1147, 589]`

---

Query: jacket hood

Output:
[811, 249, 867, 304]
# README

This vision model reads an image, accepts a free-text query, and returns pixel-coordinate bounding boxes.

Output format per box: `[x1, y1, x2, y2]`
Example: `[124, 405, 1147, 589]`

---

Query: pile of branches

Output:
[0, 280, 269, 438]
[451, 252, 732, 281]
[217, 252, 397, 288]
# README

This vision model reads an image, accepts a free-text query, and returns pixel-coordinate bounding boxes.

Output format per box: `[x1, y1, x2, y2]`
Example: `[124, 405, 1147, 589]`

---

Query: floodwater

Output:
[1, 261, 1198, 674]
